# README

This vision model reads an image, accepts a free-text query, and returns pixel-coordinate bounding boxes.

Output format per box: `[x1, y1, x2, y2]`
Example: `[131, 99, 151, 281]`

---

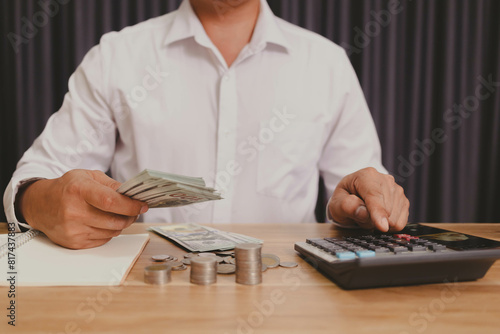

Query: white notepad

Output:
[0, 231, 149, 286]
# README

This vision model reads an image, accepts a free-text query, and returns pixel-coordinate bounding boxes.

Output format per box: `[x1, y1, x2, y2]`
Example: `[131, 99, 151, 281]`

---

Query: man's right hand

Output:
[17, 170, 148, 249]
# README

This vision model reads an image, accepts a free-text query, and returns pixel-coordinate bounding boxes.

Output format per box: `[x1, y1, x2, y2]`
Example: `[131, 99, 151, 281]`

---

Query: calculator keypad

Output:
[306, 234, 448, 261]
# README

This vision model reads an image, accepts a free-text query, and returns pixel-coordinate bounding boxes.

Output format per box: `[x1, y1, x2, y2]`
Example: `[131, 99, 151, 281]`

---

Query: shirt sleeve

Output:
[3, 42, 116, 232]
[318, 50, 388, 227]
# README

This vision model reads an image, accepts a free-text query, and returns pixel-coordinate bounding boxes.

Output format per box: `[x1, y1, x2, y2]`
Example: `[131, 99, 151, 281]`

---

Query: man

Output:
[4, 0, 409, 249]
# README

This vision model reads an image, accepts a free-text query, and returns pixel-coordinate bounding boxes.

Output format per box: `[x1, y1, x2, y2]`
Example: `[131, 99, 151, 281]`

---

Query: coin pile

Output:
[190, 256, 217, 285]
[235, 243, 262, 285]
[151, 254, 187, 271]
[151, 254, 177, 262]
[144, 264, 171, 285]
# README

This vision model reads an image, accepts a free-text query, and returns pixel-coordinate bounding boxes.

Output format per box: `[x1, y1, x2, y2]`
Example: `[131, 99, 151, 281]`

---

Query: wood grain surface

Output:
[1, 222, 499, 334]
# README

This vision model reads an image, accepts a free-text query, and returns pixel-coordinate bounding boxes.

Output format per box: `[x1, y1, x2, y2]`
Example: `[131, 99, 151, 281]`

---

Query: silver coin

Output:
[171, 264, 188, 271]
[151, 255, 171, 262]
[215, 256, 225, 263]
[228, 257, 236, 265]
[190, 273, 218, 280]
[262, 263, 268, 272]
[261, 254, 280, 268]
[217, 263, 236, 274]
[198, 253, 217, 257]
[215, 251, 235, 256]
[236, 276, 262, 285]
[279, 262, 298, 268]
[190, 281, 216, 284]
[182, 258, 191, 265]
[223, 256, 233, 264]
[235, 243, 262, 251]
[191, 257, 218, 265]
[166, 261, 183, 268]
[236, 263, 262, 270]
[184, 253, 198, 258]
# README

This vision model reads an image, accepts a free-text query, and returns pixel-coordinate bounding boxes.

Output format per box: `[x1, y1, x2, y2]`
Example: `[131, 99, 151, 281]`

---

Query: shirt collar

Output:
[164, 0, 291, 53]
[163, 0, 212, 48]
[250, 0, 291, 52]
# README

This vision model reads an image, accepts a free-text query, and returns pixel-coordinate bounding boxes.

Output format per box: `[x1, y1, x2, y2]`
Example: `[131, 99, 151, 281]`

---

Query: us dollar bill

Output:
[150, 223, 263, 252]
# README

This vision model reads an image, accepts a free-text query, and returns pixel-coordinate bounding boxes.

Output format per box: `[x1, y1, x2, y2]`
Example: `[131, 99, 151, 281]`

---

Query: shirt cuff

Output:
[3, 177, 45, 232]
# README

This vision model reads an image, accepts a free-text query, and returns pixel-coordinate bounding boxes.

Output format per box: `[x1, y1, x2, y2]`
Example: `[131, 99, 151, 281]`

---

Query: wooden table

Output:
[1, 223, 500, 334]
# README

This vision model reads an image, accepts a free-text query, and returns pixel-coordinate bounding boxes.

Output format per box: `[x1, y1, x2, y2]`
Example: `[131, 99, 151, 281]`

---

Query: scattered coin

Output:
[215, 256, 225, 263]
[184, 253, 198, 258]
[171, 264, 188, 271]
[228, 257, 236, 265]
[151, 255, 173, 262]
[262, 263, 268, 272]
[166, 261, 184, 269]
[223, 256, 233, 264]
[198, 253, 217, 257]
[215, 251, 235, 256]
[182, 258, 191, 265]
[261, 254, 280, 268]
[279, 262, 298, 268]
[217, 263, 236, 274]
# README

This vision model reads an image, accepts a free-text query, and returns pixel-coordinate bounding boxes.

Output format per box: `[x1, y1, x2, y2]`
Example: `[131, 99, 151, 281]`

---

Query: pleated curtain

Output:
[1, 0, 499, 223]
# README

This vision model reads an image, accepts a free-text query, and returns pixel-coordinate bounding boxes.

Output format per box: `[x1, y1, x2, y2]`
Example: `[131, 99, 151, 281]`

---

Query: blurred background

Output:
[1, 0, 499, 223]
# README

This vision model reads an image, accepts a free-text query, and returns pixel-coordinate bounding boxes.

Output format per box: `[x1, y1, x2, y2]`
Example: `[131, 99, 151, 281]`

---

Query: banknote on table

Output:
[117, 169, 222, 208]
[150, 223, 263, 252]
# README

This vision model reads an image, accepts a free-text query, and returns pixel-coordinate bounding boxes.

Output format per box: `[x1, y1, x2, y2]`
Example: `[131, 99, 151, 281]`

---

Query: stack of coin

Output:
[235, 243, 262, 285]
[190, 257, 217, 285]
[144, 264, 171, 285]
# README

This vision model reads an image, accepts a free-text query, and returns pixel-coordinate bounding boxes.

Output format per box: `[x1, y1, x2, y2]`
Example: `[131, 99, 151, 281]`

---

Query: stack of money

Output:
[235, 243, 262, 285]
[190, 257, 217, 285]
[117, 169, 222, 208]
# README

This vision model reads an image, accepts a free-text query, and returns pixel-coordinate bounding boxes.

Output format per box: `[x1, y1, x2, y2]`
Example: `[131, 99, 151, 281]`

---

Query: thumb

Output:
[342, 195, 371, 225]
[330, 193, 371, 225]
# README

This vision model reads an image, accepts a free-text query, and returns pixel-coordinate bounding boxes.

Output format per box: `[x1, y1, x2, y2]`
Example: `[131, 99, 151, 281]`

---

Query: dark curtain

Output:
[1, 0, 499, 223]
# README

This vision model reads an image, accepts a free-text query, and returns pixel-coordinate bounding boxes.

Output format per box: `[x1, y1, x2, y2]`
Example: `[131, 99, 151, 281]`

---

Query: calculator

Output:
[294, 223, 500, 289]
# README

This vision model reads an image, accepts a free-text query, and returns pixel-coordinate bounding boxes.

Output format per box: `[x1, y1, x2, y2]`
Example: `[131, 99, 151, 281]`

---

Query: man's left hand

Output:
[328, 167, 410, 232]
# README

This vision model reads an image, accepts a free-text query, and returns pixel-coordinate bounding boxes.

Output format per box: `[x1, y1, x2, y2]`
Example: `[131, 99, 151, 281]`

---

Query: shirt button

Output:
[223, 75, 229, 81]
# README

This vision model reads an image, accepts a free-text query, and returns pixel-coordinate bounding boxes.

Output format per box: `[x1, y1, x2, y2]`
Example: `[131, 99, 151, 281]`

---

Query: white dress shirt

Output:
[4, 0, 386, 231]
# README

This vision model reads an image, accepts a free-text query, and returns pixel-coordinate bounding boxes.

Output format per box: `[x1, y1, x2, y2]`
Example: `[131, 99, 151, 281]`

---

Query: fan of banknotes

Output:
[117, 169, 222, 208]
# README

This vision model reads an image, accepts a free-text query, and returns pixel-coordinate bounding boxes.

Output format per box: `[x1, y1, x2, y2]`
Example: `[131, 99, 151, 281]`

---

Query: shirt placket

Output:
[211, 68, 238, 223]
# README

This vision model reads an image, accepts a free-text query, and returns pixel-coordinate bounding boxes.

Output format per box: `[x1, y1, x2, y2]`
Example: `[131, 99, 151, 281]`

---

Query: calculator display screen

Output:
[401, 224, 500, 251]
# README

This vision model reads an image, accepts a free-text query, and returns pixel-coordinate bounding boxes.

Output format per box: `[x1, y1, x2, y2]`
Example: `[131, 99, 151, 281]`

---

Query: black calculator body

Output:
[294, 224, 500, 289]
